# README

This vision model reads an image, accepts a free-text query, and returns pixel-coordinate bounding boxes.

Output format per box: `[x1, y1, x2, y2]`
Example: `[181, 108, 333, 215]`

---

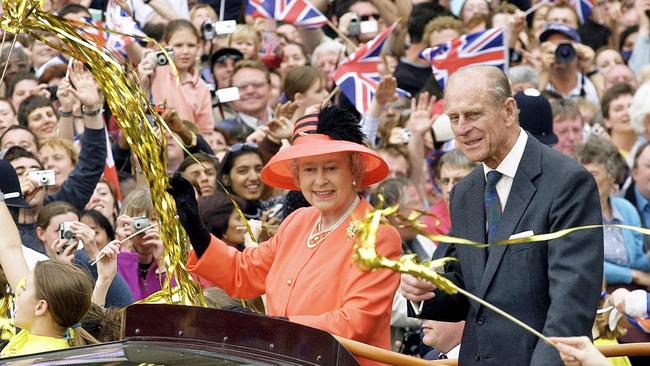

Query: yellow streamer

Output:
[0, 0, 203, 305]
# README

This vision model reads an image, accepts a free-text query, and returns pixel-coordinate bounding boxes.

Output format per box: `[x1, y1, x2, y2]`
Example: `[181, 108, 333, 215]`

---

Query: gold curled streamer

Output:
[1, 0, 204, 305]
[351, 204, 555, 346]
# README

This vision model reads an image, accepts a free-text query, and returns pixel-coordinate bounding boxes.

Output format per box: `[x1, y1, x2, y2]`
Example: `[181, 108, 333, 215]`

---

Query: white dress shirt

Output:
[482, 128, 528, 211]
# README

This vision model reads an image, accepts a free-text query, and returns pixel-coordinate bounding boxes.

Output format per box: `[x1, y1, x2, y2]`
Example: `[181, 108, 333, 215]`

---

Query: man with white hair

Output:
[627, 82, 650, 166]
[508, 65, 540, 93]
[311, 40, 346, 89]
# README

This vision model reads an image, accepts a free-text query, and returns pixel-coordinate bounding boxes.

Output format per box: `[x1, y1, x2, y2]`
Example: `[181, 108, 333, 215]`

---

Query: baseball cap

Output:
[515, 88, 558, 146]
[0, 159, 30, 208]
[539, 23, 581, 43]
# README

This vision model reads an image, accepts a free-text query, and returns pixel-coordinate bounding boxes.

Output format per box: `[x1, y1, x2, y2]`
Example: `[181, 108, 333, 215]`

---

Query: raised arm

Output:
[0, 199, 30, 290]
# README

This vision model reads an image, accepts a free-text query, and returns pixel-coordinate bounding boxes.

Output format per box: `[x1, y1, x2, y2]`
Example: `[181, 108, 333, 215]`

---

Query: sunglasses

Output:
[360, 13, 380, 21]
[229, 142, 258, 153]
[215, 54, 243, 65]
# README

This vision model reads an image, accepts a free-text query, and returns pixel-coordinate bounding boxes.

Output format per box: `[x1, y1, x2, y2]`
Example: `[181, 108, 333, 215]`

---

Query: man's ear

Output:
[35, 299, 48, 317]
[504, 97, 517, 126]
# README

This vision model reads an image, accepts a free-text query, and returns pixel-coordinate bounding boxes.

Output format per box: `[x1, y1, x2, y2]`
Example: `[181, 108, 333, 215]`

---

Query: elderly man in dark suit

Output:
[401, 65, 603, 365]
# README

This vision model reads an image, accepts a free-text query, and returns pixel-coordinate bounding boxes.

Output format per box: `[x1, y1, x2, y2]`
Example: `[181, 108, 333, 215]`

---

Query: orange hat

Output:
[260, 114, 389, 190]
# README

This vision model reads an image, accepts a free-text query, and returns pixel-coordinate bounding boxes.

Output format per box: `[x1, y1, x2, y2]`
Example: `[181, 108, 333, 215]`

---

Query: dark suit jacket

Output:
[415, 134, 603, 365]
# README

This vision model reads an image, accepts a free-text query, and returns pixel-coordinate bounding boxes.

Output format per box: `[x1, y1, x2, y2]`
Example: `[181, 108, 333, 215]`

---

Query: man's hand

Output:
[407, 91, 437, 136]
[401, 273, 436, 302]
[540, 42, 556, 73]
[375, 76, 398, 106]
[267, 116, 293, 143]
[636, 0, 650, 34]
[162, 108, 185, 134]
[67, 60, 101, 108]
[575, 43, 596, 74]
[609, 288, 630, 314]
[246, 127, 268, 144]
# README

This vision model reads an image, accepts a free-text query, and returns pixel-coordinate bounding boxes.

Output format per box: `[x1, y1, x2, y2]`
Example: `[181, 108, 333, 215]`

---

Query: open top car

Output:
[0, 304, 360, 365]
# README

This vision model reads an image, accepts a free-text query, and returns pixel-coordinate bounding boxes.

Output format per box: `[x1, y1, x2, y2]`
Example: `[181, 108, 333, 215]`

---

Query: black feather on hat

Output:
[316, 105, 366, 145]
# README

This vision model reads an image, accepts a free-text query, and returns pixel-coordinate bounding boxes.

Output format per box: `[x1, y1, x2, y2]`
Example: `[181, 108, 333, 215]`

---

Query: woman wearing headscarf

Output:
[170, 106, 401, 366]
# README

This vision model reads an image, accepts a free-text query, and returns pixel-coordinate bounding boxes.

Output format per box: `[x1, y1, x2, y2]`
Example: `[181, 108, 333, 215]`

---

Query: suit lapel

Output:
[456, 169, 488, 289]
[476, 134, 542, 298]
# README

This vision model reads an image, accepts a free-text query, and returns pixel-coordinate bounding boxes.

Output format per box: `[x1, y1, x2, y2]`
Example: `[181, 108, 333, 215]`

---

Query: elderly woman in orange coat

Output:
[170, 106, 402, 366]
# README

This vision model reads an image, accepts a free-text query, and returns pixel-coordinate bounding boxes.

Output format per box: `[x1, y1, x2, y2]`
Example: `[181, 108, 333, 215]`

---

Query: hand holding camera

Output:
[28, 170, 55, 187]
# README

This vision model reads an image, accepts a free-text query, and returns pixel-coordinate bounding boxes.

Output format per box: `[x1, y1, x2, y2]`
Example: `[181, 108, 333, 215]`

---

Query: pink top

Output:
[151, 65, 214, 134]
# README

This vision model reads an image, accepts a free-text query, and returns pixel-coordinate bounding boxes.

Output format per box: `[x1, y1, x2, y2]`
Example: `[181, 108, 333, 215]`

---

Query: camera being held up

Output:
[59, 222, 78, 248]
[201, 20, 237, 40]
[131, 216, 150, 233]
[554, 42, 577, 64]
[28, 170, 56, 187]
[146, 47, 174, 66]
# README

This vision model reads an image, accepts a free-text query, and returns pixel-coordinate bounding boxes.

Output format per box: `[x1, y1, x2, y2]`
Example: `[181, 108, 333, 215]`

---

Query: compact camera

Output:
[147, 48, 174, 66]
[132, 216, 150, 232]
[201, 20, 237, 40]
[59, 222, 77, 247]
[348, 14, 361, 37]
[29, 170, 56, 187]
[555, 42, 577, 64]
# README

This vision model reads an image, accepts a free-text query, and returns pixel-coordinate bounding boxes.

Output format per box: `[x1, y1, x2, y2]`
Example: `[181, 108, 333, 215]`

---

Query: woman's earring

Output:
[352, 180, 357, 187]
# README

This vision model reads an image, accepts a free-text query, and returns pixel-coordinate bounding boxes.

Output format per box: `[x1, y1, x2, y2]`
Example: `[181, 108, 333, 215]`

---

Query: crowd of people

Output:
[0, 0, 650, 364]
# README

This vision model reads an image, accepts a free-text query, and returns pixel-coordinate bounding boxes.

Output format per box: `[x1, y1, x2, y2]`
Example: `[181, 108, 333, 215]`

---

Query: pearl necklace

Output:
[307, 196, 360, 249]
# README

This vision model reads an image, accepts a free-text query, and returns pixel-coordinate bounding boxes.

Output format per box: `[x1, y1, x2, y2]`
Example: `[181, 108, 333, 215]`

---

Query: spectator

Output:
[551, 98, 584, 156]
[629, 81, 650, 165]
[575, 137, 650, 288]
[229, 25, 260, 60]
[139, 19, 215, 134]
[217, 60, 273, 142]
[17, 95, 58, 142]
[311, 40, 346, 89]
[0, 98, 18, 136]
[211, 48, 243, 90]
[423, 15, 465, 48]
[595, 47, 624, 76]
[282, 66, 328, 119]
[604, 64, 638, 89]
[279, 42, 309, 75]
[178, 153, 219, 197]
[509, 66, 540, 93]
[453, 0, 490, 33]
[85, 177, 119, 226]
[34, 201, 133, 307]
[115, 189, 168, 301]
[0, 126, 39, 155]
[39, 138, 78, 194]
[198, 193, 250, 250]
[539, 23, 601, 107]
[7, 74, 48, 114]
[626, 142, 650, 237]
[422, 319, 464, 360]
[628, 0, 650, 79]
[601, 83, 635, 157]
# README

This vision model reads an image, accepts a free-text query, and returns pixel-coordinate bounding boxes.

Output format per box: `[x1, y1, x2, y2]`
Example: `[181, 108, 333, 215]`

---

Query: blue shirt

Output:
[634, 186, 650, 227]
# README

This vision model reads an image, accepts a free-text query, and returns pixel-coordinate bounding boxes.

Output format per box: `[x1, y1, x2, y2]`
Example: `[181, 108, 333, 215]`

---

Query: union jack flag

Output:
[420, 27, 507, 89]
[333, 24, 410, 115]
[104, 1, 145, 58]
[246, 0, 327, 28]
[571, 0, 596, 23]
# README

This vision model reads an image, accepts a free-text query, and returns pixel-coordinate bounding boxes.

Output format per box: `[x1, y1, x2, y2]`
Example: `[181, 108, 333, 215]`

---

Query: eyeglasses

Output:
[215, 54, 242, 65]
[233, 81, 268, 90]
[360, 13, 380, 21]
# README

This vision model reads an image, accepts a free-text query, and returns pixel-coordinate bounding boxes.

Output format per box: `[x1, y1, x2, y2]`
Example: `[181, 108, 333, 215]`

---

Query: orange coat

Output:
[187, 199, 402, 366]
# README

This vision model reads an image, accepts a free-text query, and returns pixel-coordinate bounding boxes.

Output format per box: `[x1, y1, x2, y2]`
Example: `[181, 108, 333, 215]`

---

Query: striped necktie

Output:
[485, 170, 503, 243]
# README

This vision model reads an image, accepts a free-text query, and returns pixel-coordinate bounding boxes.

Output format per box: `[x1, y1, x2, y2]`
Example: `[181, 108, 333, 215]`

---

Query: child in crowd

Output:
[229, 25, 260, 60]
[138, 20, 214, 134]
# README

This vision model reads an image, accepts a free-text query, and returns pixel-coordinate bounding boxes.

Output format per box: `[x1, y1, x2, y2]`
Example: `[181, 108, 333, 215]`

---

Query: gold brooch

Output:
[346, 221, 361, 240]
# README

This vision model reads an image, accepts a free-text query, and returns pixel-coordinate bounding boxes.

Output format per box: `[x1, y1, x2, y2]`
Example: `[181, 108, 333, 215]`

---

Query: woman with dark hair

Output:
[216, 143, 283, 233]
[80, 209, 115, 251]
[199, 194, 250, 250]
[171, 106, 401, 366]
[17, 95, 58, 141]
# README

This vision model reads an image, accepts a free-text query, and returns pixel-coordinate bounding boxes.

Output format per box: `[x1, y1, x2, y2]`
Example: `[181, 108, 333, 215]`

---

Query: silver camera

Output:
[59, 222, 77, 247]
[132, 216, 150, 232]
[28, 170, 56, 186]
[146, 48, 174, 66]
[348, 13, 361, 37]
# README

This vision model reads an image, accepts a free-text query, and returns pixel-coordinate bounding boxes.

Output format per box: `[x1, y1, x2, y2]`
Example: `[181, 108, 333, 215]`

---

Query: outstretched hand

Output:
[168, 174, 211, 256]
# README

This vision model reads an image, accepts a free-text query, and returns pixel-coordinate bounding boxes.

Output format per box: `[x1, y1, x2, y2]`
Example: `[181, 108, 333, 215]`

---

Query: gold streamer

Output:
[0, 0, 203, 305]
[351, 203, 556, 346]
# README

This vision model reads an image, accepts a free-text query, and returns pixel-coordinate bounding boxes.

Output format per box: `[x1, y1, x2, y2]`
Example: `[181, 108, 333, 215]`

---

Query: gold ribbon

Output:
[1, 0, 203, 305]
